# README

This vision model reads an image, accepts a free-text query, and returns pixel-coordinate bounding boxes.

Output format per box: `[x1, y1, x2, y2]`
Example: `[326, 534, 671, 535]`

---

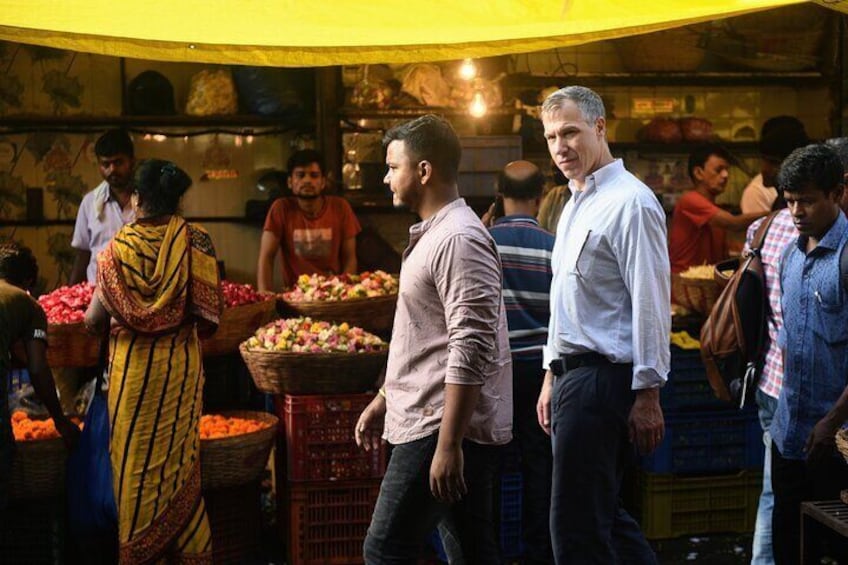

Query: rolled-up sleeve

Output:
[431, 233, 502, 385]
[618, 200, 671, 389]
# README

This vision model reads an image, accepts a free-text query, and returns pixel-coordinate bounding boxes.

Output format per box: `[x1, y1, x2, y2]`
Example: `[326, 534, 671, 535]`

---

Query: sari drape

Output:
[97, 215, 222, 564]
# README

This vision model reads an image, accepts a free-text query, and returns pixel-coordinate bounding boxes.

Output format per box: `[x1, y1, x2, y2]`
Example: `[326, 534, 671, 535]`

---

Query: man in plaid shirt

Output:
[746, 205, 795, 565]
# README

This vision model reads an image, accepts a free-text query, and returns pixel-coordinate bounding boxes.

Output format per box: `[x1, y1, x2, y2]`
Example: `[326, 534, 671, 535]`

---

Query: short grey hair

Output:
[541, 86, 605, 125]
[825, 137, 848, 171]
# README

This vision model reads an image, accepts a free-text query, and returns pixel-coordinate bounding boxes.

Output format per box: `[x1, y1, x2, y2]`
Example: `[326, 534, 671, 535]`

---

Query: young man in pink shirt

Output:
[355, 115, 512, 563]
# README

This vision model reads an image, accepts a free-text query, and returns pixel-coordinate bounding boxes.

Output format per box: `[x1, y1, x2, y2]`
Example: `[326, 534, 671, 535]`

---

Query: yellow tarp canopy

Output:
[0, 0, 839, 66]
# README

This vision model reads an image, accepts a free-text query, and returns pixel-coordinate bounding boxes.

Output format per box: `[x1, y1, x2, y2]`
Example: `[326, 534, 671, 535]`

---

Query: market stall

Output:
[3, 1, 848, 563]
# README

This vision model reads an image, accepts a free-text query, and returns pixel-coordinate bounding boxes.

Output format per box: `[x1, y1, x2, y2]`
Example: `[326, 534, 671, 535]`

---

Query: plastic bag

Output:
[398, 64, 452, 107]
[66, 391, 118, 535]
[128, 70, 176, 115]
[231, 66, 305, 116]
[185, 69, 238, 116]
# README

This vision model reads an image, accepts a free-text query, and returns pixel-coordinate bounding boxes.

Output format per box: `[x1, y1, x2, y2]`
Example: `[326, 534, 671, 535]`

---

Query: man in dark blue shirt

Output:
[772, 144, 848, 564]
[488, 160, 555, 564]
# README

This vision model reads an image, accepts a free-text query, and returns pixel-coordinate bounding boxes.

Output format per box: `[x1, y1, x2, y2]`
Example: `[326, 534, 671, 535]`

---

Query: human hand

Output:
[430, 444, 466, 503]
[480, 202, 496, 228]
[805, 416, 838, 464]
[628, 388, 664, 455]
[536, 371, 554, 436]
[354, 393, 387, 452]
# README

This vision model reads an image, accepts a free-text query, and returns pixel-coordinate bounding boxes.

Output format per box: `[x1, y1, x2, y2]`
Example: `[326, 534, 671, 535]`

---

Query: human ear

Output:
[418, 161, 432, 183]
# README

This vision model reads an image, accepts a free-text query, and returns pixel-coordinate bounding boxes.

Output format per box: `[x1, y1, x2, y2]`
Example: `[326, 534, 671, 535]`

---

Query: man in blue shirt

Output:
[773, 143, 848, 565]
[488, 160, 555, 564]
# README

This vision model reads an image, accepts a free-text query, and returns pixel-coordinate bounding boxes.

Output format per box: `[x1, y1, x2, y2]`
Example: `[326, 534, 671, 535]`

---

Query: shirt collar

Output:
[805, 212, 848, 252]
[410, 197, 465, 236]
[493, 214, 538, 226]
[568, 159, 624, 194]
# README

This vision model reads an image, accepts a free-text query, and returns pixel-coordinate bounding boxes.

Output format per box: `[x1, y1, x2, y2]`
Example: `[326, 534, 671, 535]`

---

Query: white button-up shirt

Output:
[71, 181, 135, 283]
[542, 159, 670, 389]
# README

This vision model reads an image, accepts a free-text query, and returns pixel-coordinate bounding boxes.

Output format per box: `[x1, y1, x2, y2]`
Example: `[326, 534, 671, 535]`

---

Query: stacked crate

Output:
[631, 344, 765, 539]
[274, 393, 385, 565]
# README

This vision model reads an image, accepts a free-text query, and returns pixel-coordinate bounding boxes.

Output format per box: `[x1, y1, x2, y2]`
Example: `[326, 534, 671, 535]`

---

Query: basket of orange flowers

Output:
[10, 410, 81, 499]
[199, 410, 278, 490]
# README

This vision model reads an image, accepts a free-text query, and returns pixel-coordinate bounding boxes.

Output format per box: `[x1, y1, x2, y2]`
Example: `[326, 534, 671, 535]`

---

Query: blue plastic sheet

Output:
[66, 392, 117, 535]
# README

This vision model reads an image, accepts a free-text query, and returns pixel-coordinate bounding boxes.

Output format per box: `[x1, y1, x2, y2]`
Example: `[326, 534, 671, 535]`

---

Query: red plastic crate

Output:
[278, 393, 386, 482]
[285, 478, 381, 565]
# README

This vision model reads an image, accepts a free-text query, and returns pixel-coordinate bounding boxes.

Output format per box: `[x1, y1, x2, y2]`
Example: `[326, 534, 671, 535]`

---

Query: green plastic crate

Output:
[634, 470, 763, 539]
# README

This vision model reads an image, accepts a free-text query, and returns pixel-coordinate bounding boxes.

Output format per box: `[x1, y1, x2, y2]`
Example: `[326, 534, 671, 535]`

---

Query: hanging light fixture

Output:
[469, 91, 488, 118]
[459, 58, 477, 81]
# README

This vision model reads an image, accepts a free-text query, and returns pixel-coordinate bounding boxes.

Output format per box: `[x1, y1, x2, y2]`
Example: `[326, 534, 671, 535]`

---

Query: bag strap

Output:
[751, 211, 780, 252]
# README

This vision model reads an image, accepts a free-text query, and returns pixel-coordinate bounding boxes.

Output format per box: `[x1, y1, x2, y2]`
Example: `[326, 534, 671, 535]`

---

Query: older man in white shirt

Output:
[536, 86, 670, 565]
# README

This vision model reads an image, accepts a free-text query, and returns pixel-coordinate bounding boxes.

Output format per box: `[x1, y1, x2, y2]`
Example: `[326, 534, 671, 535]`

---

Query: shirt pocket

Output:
[572, 231, 618, 285]
[812, 298, 848, 394]
[813, 293, 848, 345]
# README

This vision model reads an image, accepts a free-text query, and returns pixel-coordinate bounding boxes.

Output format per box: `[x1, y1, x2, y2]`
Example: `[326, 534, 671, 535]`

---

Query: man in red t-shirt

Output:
[257, 150, 361, 291]
[669, 143, 767, 273]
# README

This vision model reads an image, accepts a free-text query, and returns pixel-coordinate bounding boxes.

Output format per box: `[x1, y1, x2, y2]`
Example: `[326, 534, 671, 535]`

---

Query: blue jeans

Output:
[752, 389, 777, 565]
[363, 433, 503, 564]
[550, 361, 657, 565]
[512, 359, 554, 564]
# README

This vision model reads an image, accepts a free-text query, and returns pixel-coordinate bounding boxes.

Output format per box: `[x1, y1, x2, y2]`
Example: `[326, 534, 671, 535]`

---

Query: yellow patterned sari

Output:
[97, 215, 222, 564]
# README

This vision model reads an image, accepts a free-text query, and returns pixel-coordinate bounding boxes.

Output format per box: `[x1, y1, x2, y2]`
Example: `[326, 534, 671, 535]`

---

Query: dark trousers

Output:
[363, 433, 503, 564]
[550, 361, 657, 565]
[771, 442, 848, 565]
[0, 424, 11, 514]
[513, 358, 554, 565]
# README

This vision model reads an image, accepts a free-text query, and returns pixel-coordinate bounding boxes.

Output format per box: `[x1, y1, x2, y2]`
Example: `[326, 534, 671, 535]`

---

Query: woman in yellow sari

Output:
[85, 159, 222, 564]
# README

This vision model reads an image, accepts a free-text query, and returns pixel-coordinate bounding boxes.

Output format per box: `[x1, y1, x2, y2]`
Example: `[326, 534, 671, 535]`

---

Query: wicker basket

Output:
[10, 436, 67, 500]
[200, 410, 278, 490]
[713, 258, 740, 290]
[11, 322, 101, 368]
[277, 294, 397, 336]
[201, 299, 277, 357]
[239, 342, 387, 395]
[671, 273, 722, 316]
[614, 26, 707, 72]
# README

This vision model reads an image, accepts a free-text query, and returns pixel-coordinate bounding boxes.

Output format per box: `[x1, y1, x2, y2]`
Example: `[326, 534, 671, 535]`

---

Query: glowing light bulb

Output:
[143, 134, 152, 141]
[246, 135, 254, 145]
[469, 91, 487, 118]
[183, 136, 189, 143]
[234, 135, 243, 148]
[459, 58, 477, 81]
[153, 134, 166, 143]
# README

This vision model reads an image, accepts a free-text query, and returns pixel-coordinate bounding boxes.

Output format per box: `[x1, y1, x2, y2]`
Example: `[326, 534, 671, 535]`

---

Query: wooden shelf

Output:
[1, 216, 258, 227]
[0, 114, 310, 134]
[340, 107, 518, 120]
[504, 71, 831, 89]
[524, 141, 760, 161]
[610, 141, 760, 154]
